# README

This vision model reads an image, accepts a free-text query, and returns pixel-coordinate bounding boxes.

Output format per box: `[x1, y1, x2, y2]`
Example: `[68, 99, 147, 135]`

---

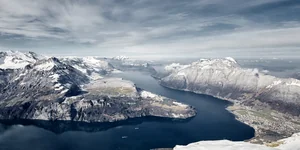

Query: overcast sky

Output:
[0, 0, 299, 59]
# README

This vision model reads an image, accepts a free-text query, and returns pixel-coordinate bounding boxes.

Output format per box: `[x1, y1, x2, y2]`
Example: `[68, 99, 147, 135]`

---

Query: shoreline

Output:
[157, 80, 300, 143]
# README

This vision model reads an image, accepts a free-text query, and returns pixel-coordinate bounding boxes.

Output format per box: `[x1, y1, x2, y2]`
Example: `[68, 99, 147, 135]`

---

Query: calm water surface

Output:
[0, 71, 254, 150]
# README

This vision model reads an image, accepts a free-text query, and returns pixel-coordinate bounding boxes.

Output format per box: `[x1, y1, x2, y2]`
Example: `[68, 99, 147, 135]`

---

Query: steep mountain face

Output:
[0, 57, 89, 102]
[0, 51, 195, 123]
[0, 50, 44, 69]
[60, 57, 115, 80]
[157, 58, 300, 142]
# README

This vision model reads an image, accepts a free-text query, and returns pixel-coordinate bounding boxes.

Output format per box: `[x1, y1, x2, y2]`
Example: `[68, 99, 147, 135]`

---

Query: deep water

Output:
[0, 71, 254, 150]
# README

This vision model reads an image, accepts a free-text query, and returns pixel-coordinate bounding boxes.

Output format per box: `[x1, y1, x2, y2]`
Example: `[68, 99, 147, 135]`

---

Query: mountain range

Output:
[0, 51, 195, 123]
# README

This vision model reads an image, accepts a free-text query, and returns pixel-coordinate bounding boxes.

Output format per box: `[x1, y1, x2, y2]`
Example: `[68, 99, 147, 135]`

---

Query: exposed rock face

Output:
[157, 58, 300, 142]
[0, 51, 196, 123]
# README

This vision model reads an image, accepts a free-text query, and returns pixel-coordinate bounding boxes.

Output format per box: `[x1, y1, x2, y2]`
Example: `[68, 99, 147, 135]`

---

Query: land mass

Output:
[154, 57, 300, 143]
[0, 51, 195, 123]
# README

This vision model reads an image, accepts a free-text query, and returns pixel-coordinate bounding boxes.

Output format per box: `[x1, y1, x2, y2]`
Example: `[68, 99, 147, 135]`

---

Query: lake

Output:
[0, 71, 254, 150]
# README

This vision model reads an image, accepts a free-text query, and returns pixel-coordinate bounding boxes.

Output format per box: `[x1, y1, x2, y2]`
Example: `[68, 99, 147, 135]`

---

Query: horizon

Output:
[2, 49, 300, 62]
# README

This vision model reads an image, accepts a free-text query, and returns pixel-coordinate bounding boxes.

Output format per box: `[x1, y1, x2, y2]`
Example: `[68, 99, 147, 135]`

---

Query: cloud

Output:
[0, 0, 299, 58]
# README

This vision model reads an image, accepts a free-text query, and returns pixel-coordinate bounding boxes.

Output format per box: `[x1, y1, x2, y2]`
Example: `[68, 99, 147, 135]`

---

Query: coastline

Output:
[157, 80, 300, 143]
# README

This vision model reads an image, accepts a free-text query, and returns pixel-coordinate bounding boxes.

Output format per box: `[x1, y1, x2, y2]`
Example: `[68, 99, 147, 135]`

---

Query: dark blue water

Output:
[0, 71, 254, 150]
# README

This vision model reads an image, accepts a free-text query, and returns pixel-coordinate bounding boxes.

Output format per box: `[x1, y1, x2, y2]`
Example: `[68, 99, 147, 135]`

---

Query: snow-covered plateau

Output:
[173, 132, 300, 150]
[156, 57, 300, 143]
[0, 51, 195, 123]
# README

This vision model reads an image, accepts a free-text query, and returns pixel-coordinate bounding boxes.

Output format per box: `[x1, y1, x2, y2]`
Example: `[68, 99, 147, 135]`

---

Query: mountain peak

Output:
[32, 57, 64, 71]
[112, 56, 129, 61]
[0, 50, 41, 69]
[225, 57, 237, 63]
[194, 57, 239, 69]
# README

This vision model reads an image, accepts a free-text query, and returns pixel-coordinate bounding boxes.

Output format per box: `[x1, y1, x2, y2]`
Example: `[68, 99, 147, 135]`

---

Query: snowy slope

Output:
[1, 57, 89, 103]
[0, 50, 116, 79]
[174, 132, 300, 150]
[112, 56, 129, 61]
[174, 140, 275, 150]
[60, 56, 115, 80]
[0, 50, 44, 69]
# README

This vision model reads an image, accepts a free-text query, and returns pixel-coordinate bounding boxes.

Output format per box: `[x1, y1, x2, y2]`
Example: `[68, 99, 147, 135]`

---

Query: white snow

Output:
[177, 72, 186, 77]
[54, 86, 64, 91]
[165, 63, 190, 73]
[54, 83, 62, 88]
[49, 74, 60, 81]
[173, 101, 188, 108]
[174, 140, 275, 150]
[60, 89, 69, 94]
[113, 56, 129, 60]
[140, 90, 163, 101]
[172, 113, 185, 118]
[140, 90, 158, 98]
[60, 56, 114, 78]
[277, 132, 300, 150]
[286, 80, 300, 87]
[0, 50, 42, 69]
[14, 72, 27, 81]
[174, 133, 300, 150]
[266, 80, 283, 89]
[34, 61, 56, 71]
[225, 57, 237, 63]
[81, 57, 111, 69]
[73, 65, 87, 73]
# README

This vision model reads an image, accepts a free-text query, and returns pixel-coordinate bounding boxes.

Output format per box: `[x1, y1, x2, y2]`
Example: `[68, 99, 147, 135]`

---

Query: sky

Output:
[0, 0, 300, 59]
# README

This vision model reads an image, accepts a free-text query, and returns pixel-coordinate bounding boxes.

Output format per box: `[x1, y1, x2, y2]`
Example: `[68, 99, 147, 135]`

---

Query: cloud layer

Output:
[0, 0, 299, 58]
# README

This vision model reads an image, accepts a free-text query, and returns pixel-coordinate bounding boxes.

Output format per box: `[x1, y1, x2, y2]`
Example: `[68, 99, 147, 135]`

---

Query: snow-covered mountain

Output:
[160, 57, 300, 115]
[0, 50, 195, 123]
[0, 51, 117, 80]
[112, 55, 129, 61]
[2, 57, 89, 99]
[60, 56, 115, 80]
[108, 56, 156, 73]
[156, 57, 300, 142]
[173, 132, 300, 150]
[0, 50, 45, 69]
